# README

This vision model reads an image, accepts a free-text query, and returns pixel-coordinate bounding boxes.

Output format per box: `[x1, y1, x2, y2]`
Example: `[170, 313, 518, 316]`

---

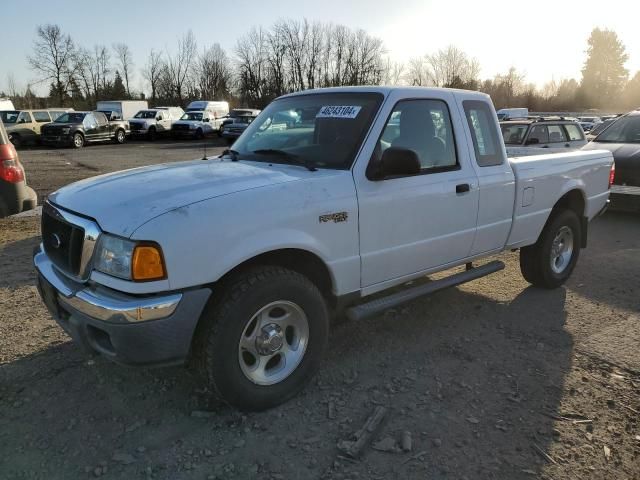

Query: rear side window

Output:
[564, 124, 584, 141]
[528, 125, 549, 144]
[463, 100, 504, 167]
[95, 112, 108, 126]
[548, 125, 567, 142]
[33, 111, 51, 123]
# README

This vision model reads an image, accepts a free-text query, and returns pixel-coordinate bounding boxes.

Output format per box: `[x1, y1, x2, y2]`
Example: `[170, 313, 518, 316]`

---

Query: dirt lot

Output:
[1, 143, 639, 480]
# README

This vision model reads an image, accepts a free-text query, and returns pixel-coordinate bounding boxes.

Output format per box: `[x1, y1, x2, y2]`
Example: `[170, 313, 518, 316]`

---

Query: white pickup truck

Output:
[34, 87, 613, 411]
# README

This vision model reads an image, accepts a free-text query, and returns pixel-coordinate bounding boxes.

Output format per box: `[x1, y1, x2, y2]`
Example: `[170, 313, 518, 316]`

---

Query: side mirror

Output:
[525, 137, 539, 145]
[204, 118, 210, 123]
[372, 147, 421, 179]
[156, 116, 163, 121]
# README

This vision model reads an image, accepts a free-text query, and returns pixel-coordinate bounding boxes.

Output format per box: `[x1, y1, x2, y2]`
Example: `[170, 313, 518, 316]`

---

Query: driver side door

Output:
[355, 91, 480, 291]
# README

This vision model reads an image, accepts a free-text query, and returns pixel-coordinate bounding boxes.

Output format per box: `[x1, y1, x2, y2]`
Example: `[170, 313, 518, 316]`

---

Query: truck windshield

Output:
[229, 92, 383, 170]
[0, 111, 19, 124]
[54, 113, 87, 123]
[135, 110, 157, 119]
[595, 115, 640, 143]
[181, 112, 203, 121]
[501, 124, 529, 144]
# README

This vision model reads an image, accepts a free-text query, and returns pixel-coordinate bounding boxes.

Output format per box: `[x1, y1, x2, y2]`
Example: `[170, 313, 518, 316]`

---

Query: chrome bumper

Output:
[34, 246, 181, 324]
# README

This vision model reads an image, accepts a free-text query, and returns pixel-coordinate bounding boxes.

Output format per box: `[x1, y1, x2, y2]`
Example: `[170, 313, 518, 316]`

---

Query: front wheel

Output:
[72, 133, 84, 149]
[520, 209, 581, 289]
[195, 266, 329, 411]
[114, 129, 126, 144]
[195, 128, 204, 140]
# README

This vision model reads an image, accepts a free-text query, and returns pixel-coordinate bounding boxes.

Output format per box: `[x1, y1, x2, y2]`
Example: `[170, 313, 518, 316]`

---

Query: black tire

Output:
[0, 198, 9, 218]
[195, 128, 204, 140]
[195, 265, 329, 411]
[519, 209, 581, 289]
[8, 133, 21, 149]
[114, 129, 126, 144]
[147, 127, 156, 141]
[72, 132, 84, 149]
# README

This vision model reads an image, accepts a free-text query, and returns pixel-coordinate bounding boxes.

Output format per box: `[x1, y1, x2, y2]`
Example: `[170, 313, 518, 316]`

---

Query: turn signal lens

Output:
[132, 245, 166, 281]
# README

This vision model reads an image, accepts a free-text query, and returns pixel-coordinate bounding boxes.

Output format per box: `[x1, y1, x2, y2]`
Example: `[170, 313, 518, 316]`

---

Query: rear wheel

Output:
[114, 129, 126, 144]
[195, 266, 329, 411]
[72, 133, 84, 149]
[520, 209, 581, 289]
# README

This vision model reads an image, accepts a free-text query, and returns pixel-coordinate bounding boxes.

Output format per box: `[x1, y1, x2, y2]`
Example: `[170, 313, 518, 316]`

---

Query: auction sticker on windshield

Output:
[316, 106, 362, 119]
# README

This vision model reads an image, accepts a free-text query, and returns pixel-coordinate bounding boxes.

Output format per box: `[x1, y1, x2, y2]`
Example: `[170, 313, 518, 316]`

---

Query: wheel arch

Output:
[215, 248, 335, 302]
[549, 188, 587, 248]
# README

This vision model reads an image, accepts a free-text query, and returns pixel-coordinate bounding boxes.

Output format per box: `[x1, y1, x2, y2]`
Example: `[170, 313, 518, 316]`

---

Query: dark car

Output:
[583, 110, 640, 210]
[0, 120, 37, 217]
[40, 111, 129, 148]
[220, 114, 258, 143]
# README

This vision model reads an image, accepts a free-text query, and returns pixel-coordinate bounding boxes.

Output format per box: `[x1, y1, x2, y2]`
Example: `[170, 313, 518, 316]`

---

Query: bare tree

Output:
[166, 31, 197, 103]
[142, 49, 164, 103]
[236, 27, 268, 105]
[113, 43, 134, 98]
[424, 45, 479, 88]
[28, 24, 76, 105]
[196, 44, 231, 99]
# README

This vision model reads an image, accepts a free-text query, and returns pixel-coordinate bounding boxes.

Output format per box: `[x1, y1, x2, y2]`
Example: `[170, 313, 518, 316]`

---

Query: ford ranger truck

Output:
[34, 87, 614, 411]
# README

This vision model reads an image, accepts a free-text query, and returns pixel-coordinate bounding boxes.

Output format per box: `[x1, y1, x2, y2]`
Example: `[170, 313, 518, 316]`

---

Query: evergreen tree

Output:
[580, 28, 628, 108]
[111, 71, 127, 99]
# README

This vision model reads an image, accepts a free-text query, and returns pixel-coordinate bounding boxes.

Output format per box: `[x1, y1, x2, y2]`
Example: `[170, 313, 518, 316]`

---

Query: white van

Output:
[0, 98, 15, 111]
[96, 100, 149, 121]
[185, 101, 229, 132]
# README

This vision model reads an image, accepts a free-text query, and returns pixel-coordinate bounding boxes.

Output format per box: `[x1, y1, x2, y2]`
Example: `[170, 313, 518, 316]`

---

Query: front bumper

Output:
[41, 135, 73, 146]
[33, 246, 211, 366]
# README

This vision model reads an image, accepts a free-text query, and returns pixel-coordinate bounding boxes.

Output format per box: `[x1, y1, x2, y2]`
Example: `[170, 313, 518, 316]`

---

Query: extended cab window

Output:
[377, 99, 457, 172]
[33, 111, 51, 123]
[463, 100, 504, 167]
[95, 113, 108, 126]
[83, 114, 97, 129]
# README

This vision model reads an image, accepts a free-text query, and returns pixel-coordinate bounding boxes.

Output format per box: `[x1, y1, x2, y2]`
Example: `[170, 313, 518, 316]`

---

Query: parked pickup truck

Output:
[41, 111, 129, 148]
[33, 87, 613, 411]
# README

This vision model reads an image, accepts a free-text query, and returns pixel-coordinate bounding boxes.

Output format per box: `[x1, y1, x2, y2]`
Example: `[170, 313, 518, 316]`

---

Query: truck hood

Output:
[48, 159, 311, 237]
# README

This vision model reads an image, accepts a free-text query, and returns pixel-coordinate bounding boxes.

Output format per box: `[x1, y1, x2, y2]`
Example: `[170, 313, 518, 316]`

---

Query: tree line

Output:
[4, 22, 640, 113]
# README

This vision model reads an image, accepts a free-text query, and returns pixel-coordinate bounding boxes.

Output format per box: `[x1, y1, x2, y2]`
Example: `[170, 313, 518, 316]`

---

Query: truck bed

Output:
[506, 150, 613, 248]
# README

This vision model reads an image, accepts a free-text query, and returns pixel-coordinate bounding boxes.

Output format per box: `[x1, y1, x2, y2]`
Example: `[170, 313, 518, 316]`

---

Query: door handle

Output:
[456, 183, 470, 194]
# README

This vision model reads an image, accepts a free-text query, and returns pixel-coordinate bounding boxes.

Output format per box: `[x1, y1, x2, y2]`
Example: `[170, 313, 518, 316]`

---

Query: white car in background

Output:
[501, 118, 587, 156]
[170, 110, 216, 139]
[128, 107, 184, 140]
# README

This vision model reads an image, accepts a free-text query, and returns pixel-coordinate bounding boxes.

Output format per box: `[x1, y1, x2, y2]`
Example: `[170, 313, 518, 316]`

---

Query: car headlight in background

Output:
[95, 234, 166, 281]
[61, 127, 70, 134]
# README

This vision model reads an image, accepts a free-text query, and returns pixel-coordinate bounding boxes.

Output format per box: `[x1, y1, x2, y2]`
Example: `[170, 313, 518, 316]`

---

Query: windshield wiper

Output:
[251, 149, 317, 171]
[219, 148, 240, 161]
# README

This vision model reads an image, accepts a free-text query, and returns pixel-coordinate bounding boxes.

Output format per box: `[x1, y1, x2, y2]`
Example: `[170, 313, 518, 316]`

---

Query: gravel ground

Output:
[0, 143, 639, 480]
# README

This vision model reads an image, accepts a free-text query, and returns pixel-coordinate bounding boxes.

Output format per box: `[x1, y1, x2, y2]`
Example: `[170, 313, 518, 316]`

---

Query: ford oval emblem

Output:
[50, 233, 62, 249]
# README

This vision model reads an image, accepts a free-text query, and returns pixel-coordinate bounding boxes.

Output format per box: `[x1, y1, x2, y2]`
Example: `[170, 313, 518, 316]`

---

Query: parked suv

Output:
[0, 120, 37, 217]
[220, 111, 260, 143]
[0, 109, 73, 147]
[41, 111, 129, 148]
[501, 117, 587, 155]
[128, 107, 184, 140]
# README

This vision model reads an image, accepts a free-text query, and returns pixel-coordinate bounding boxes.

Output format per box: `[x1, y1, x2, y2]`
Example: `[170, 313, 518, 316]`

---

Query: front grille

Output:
[172, 124, 190, 131]
[42, 207, 85, 276]
[130, 122, 144, 131]
[42, 126, 64, 136]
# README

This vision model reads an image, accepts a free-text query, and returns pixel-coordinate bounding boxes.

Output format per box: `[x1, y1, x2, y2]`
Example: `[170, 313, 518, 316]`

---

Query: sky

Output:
[2, 0, 640, 96]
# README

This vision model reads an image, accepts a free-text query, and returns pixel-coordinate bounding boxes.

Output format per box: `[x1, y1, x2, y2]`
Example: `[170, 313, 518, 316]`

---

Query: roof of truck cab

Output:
[278, 86, 491, 100]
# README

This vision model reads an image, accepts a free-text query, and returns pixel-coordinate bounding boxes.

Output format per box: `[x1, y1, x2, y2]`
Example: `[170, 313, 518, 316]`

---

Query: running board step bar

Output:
[346, 260, 505, 322]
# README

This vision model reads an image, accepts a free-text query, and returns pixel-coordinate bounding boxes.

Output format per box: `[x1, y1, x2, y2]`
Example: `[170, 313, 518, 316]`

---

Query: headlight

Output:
[95, 234, 166, 281]
[61, 127, 70, 134]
